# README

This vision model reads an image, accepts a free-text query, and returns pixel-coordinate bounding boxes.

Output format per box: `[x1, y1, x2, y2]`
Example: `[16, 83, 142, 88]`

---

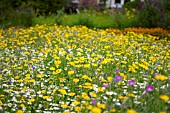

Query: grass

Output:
[32, 15, 56, 26]
[55, 13, 136, 29]
[0, 24, 170, 113]
[32, 11, 137, 30]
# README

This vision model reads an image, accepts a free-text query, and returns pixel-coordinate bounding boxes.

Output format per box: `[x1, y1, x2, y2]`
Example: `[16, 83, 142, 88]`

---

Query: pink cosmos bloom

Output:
[102, 83, 110, 88]
[128, 80, 135, 86]
[143, 86, 155, 94]
[115, 69, 119, 73]
[146, 86, 154, 92]
[114, 75, 122, 82]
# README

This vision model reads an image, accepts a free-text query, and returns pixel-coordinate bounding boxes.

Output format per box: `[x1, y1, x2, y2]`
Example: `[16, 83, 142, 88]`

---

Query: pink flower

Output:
[128, 80, 135, 86]
[143, 86, 154, 94]
[102, 83, 110, 88]
[114, 75, 122, 82]
[115, 69, 119, 73]
[91, 100, 97, 105]
[146, 86, 154, 92]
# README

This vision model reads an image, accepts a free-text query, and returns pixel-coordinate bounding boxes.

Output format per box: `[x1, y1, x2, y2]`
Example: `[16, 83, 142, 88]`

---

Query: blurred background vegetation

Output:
[0, 0, 170, 30]
[0, 0, 68, 28]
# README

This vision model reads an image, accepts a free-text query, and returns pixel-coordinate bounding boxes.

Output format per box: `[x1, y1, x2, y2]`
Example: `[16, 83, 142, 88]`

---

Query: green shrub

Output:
[92, 15, 118, 29]
[123, 0, 141, 10]
[107, 11, 138, 30]
[123, 0, 170, 30]
[0, 10, 34, 28]
[55, 13, 118, 29]
[56, 14, 79, 27]
[10, 11, 33, 27]
[137, 0, 163, 28]
[0, 0, 34, 28]
[55, 11, 140, 29]
[78, 14, 93, 28]
[159, 12, 170, 29]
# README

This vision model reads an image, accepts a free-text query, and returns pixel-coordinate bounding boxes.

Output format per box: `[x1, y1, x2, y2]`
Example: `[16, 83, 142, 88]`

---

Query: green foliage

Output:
[159, 12, 170, 29]
[10, 11, 33, 27]
[91, 14, 118, 29]
[33, 0, 67, 16]
[33, 15, 56, 26]
[123, 0, 141, 10]
[0, 0, 34, 28]
[0, 0, 12, 23]
[0, 0, 68, 28]
[54, 7, 139, 30]
[77, 14, 93, 28]
[1, 0, 169, 29]
[0, 11, 33, 28]
[113, 13, 137, 30]
[122, 0, 170, 30]
[137, 3, 161, 28]
[55, 12, 139, 29]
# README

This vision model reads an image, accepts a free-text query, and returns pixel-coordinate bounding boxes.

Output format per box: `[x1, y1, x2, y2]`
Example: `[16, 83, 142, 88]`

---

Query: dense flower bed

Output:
[107, 28, 170, 37]
[0, 25, 170, 113]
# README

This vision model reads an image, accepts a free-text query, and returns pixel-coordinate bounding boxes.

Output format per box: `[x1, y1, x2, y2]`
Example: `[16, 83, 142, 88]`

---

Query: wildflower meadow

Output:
[0, 25, 170, 113]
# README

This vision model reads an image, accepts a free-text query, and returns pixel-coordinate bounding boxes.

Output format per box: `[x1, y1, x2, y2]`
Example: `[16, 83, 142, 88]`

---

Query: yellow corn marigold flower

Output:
[111, 108, 116, 112]
[17, 79, 23, 82]
[62, 110, 70, 113]
[53, 69, 61, 75]
[84, 82, 92, 86]
[118, 95, 127, 100]
[0, 100, 2, 106]
[59, 89, 67, 95]
[20, 104, 25, 107]
[107, 76, 112, 82]
[98, 87, 104, 92]
[14, 76, 19, 79]
[42, 96, 51, 100]
[61, 104, 68, 108]
[54, 60, 61, 68]
[68, 93, 75, 96]
[75, 107, 81, 112]
[88, 77, 92, 81]
[0, 94, 4, 98]
[155, 75, 167, 81]
[97, 103, 106, 109]
[89, 92, 97, 98]
[84, 64, 90, 68]
[16, 110, 24, 113]
[68, 62, 75, 66]
[28, 98, 35, 102]
[128, 93, 135, 97]
[91, 107, 102, 113]
[87, 105, 93, 110]
[160, 95, 169, 101]
[82, 75, 89, 79]
[50, 67, 55, 71]
[29, 79, 35, 83]
[72, 101, 80, 105]
[37, 74, 45, 78]
[92, 63, 97, 67]
[127, 109, 137, 113]
[60, 78, 66, 82]
[119, 73, 128, 79]
[68, 70, 74, 75]
[159, 112, 167, 113]
[42, 90, 46, 93]
[82, 93, 90, 100]
[78, 85, 82, 88]
[26, 74, 30, 77]
[73, 78, 79, 83]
